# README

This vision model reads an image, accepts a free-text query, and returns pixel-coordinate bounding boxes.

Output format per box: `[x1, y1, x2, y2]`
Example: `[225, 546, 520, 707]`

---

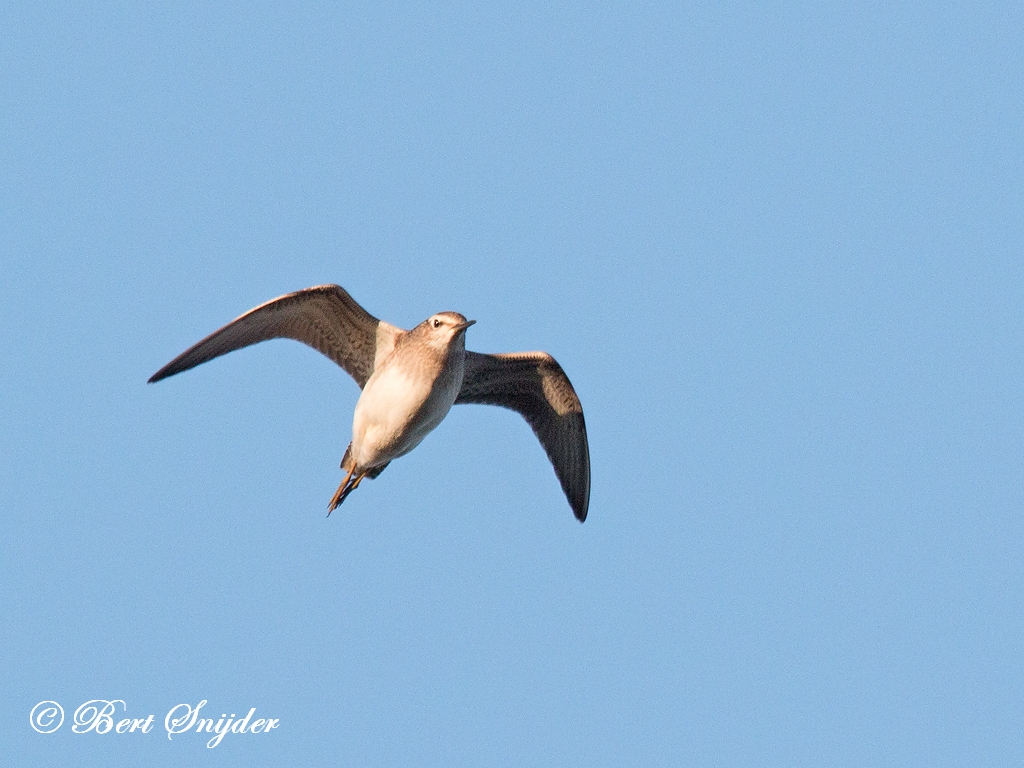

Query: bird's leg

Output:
[328, 463, 357, 515]
[327, 468, 370, 515]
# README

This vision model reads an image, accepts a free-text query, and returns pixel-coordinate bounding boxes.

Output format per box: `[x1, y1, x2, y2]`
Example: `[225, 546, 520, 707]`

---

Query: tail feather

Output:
[340, 444, 389, 479]
[340, 443, 355, 472]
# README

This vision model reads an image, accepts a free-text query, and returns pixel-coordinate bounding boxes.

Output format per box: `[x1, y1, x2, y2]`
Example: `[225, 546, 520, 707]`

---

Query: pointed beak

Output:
[454, 319, 476, 332]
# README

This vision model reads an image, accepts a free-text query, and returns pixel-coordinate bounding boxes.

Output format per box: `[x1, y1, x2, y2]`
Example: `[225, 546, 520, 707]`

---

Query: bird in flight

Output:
[149, 285, 590, 521]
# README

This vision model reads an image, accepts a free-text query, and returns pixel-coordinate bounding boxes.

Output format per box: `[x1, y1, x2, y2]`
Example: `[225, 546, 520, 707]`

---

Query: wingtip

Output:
[572, 468, 590, 523]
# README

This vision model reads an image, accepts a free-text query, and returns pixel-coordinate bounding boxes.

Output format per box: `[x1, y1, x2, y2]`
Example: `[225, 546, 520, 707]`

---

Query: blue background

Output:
[4, 1, 1023, 765]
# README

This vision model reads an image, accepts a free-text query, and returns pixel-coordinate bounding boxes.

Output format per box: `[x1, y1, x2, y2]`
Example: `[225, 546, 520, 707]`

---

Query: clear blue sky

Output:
[4, 1, 1023, 765]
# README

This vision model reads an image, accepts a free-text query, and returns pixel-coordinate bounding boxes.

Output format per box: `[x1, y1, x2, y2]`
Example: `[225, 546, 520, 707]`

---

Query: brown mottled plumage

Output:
[149, 284, 590, 521]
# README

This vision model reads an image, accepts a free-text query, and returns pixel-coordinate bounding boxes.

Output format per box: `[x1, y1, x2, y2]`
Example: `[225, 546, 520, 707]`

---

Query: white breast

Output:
[350, 352, 464, 468]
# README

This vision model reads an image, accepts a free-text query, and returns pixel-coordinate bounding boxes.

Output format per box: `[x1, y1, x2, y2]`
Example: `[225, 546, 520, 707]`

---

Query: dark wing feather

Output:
[148, 285, 399, 388]
[456, 351, 590, 522]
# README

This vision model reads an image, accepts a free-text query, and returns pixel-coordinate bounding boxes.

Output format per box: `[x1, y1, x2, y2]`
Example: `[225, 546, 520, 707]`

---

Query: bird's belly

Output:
[350, 362, 460, 468]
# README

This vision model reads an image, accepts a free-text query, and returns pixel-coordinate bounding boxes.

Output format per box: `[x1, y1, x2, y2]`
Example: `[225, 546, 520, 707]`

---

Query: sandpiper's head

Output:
[417, 311, 476, 350]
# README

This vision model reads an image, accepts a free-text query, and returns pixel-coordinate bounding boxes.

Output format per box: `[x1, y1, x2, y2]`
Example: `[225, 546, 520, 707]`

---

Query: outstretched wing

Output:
[148, 284, 402, 388]
[456, 351, 590, 522]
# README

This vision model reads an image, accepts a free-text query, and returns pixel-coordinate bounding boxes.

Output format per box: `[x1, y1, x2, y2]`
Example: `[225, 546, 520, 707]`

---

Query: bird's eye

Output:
[433, 318, 441, 328]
